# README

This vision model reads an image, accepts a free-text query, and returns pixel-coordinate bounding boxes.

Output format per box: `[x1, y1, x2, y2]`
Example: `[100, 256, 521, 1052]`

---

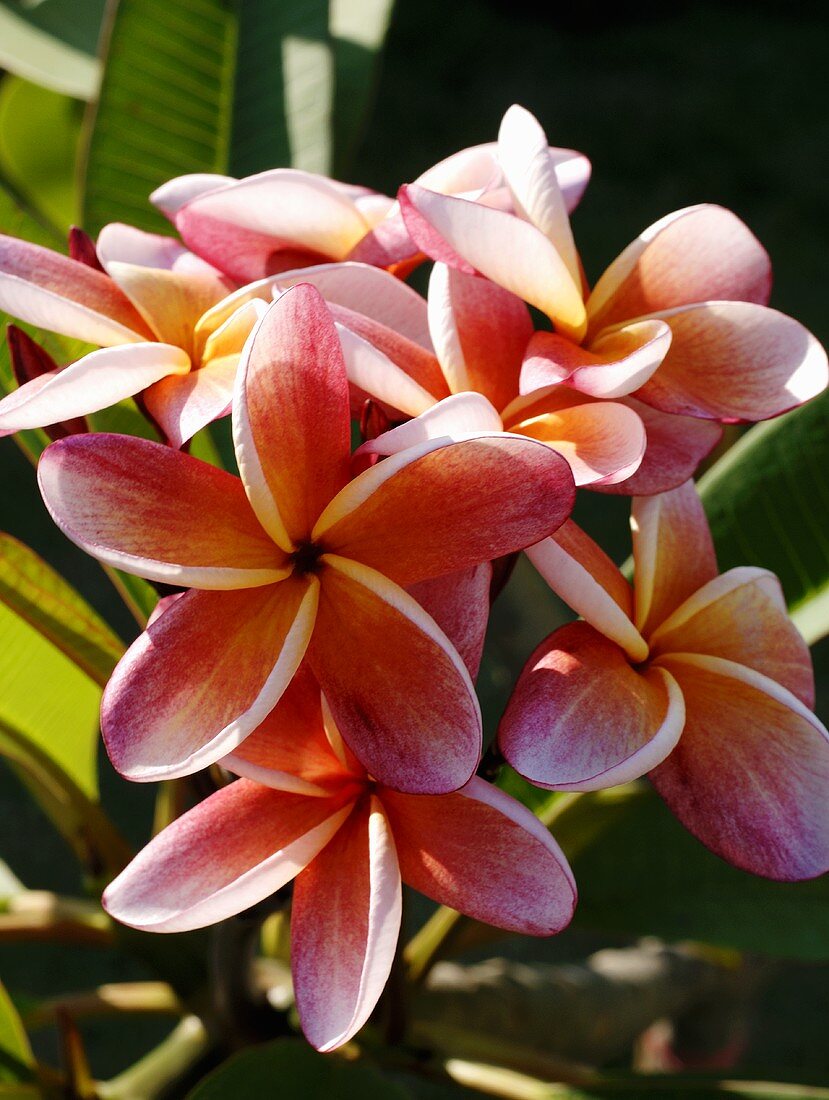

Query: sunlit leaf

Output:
[0, 3, 100, 100]
[0, 979, 33, 1086]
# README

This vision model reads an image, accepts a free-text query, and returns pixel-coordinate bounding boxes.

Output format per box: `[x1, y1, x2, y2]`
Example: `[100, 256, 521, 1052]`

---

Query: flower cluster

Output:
[1, 104, 827, 1052]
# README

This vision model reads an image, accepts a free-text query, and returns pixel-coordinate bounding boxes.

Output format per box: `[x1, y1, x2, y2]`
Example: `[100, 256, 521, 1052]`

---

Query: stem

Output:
[101, 564, 150, 630]
[96, 1016, 212, 1100]
[24, 982, 182, 1032]
[0, 891, 113, 947]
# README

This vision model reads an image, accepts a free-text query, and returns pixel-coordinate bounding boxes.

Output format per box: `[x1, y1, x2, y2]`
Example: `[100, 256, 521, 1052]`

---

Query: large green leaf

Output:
[0, 2, 100, 100]
[0, 533, 124, 687]
[568, 786, 829, 961]
[0, 75, 82, 229]
[187, 1039, 408, 1099]
[699, 392, 829, 645]
[0, 979, 33, 1086]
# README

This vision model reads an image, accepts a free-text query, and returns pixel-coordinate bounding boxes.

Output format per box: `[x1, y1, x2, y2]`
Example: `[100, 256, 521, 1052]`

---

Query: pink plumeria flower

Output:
[399, 105, 828, 488]
[498, 481, 829, 881]
[38, 284, 575, 792]
[103, 667, 577, 1052]
[151, 126, 590, 285]
[0, 224, 277, 448]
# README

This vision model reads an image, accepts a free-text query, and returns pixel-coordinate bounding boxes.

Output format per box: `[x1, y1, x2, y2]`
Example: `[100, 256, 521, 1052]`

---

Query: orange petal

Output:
[632, 481, 718, 637]
[408, 562, 492, 681]
[651, 654, 829, 880]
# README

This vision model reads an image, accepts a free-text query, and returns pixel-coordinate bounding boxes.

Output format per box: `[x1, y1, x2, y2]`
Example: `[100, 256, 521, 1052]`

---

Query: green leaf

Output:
[699, 392, 829, 645]
[0, 980, 33, 1085]
[330, 0, 395, 174]
[0, 3, 100, 100]
[569, 786, 829, 960]
[0, 75, 83, 228]
[0, 532, 124, 687]
[516, 1077, 829, 1099]
[187, 1039, 409, 1100]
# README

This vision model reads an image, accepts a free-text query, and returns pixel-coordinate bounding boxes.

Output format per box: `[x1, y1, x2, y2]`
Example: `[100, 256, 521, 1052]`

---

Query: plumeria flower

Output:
[102, 667, 577, 1052]
[498, 481, 829, 881]
[0, 224, 275, 447]
[37, 284, 575, 792]
[151, 127, 590, 285]
[399, 105, 828, 488]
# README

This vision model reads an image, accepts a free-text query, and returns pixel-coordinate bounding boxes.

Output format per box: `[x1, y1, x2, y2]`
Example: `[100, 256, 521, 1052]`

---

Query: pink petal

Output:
[408, 562, 492, 681]
[399, 184, 586, 341]
[0, 342, 189, 436]
[310, 556, 481, 794]
[497, 105, 580, 286]
[103, 576, 319, 780]
[593, 397, 722, 496]
[38, 433, 287, 587]
[651, 654, 829, 880]
[96, 223, 228, 285]
[233, 285, 351, 550]
[357, 393, 504, 459]
[103, 779, 352, 932]
[293, 796, 401, 1051]
[521, 320, 672, 399]
[634, 302, 828, 421]
[526, 521, 647, 662]
[632, 481, 718, 636]
[380, 776, 576, 934]
[428, 263, 533, 411]
[649, 567, 815, 708]
[586, 204, 772, 334]
[150, 173, 236, 218]
[5, 326, 87, 438]
[143, 356, 236, 448]
[334, 322, 437, 418]
[0, 233, 153, 344]
[315, 434, 575, 587]
[499, 622, 685, 790]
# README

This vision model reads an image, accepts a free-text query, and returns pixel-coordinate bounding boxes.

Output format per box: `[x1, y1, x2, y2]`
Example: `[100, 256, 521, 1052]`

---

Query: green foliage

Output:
[0, 533, 124, 687]
[569, 787, 829, 961]
[0, 980, 33, 1086]
[187, 1039, 409, 1099]
[700, 393, 829, 645]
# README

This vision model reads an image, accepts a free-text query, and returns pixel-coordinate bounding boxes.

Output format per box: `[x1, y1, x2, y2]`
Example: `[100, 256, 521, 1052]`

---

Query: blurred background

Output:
[0, 0, 826, 1091]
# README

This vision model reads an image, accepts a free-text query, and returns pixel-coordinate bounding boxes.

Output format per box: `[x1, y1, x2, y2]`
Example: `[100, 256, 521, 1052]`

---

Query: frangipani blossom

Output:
[38, 284, 576, 792]
[0, 224, 274, 447]
[499, 482, 829, 881]
[103, 667, 577, 1052]
[152, 133, 590, 285]
[399, 105, 828, 491]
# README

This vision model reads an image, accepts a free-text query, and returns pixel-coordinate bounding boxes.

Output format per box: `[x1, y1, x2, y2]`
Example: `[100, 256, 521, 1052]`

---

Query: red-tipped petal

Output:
[102, 576, 319, 780]
[233, 285, 351, 550]
[500, 622, 684, 790]
[103, 780, 351, 932]
[356, 393, 504, 460]
[587, 205, 772, 333]
[649, 567, 814, 707]
[292, 796, 401, 1051]
[651, 654, 829, 881]
[6, 325, 87, 438]
[38, 433, 287, 588]
[381, 777, 576, 934]
[310, 556, 481, 794]
[316, 435, 575, 587]
[632, 481, 718, 636]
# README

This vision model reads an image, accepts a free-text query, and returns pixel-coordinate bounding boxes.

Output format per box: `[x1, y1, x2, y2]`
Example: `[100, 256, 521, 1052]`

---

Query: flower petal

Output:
[233, 285, 351, 550]
[103, 779, 351, 932]
[521, 321, 671, 400]
[150, 173, 236, 218]
[102, 576, 319, 780]
[316, 434, 575, 587]
[357, 393, 504, 459]
[96, 222, 228, 285]
[428, 263, 533, 411]
[310, 556, 481, 794]
[586, 205, 772, 333]
[334, 322, 437, 418]
[380, 776, 576, 934]
[593, 397, 722, 496]
[650, 654, 829, 880]
[293, 796, 401, 1051]
[0, 342, 188, 435]
[497, 104, 580, 286]
[509, 399, 646, 487]
[634, 302, 828, 421]
[649, 567, 814, 707]
[105, 262, 227, 349]
[632, 481, 718, 636]
[525, 521, 647, 662]
[143, 356, 236, 448]
[499, 622, 685, 790]
[38, 433, 287, 587]
[399, 184, 586, 341]
[408, 562, 492, 681]
[0, 233, 153, 344]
